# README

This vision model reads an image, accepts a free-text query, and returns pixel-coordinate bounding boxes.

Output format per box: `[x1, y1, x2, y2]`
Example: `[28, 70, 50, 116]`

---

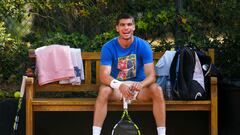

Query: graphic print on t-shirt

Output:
[117, 54, 136, 80]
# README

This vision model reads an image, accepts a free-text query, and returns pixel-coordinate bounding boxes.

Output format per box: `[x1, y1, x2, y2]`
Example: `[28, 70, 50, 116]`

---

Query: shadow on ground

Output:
[35, 111, 209, 135]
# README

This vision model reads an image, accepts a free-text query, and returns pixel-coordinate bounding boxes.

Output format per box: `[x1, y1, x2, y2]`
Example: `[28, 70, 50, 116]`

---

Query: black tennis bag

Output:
[170, 47, 210, 100]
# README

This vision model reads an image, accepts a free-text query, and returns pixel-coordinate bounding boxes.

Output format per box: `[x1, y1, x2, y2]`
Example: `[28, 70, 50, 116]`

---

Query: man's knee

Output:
[97, 85, 112, 101]
[149, 83, 164, 100]
[149, 83, 162, 92]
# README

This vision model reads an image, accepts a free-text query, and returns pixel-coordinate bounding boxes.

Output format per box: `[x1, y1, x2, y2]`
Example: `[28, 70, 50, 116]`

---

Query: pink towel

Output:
[35, 45, 75, 86]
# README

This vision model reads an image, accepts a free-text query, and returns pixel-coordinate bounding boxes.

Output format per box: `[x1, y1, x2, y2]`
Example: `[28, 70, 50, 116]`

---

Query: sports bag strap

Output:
[172, 49, 181, 97]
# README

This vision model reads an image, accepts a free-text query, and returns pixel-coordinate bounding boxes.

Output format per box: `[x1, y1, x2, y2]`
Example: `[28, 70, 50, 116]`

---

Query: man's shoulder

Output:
[103, 37, 118, 48]
[134, 36, 150, 45]
[101, 37, 118, 56]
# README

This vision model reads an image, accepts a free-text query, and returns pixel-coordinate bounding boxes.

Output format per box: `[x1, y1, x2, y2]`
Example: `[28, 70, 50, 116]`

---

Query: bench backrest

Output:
[27, 49, 214, 93]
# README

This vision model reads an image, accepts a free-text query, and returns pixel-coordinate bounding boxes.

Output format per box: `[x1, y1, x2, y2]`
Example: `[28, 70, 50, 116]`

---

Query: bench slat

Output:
[81, 52, 101, 60]
[32, 98, 211, 111]
[84, 60, 92, 84]
[96, 61, 100, 84]
[29, 50, 164, 60]
[36, 83, 99, 92]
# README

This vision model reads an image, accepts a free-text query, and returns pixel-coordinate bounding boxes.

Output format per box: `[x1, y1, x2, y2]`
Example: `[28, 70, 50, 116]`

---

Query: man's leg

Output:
[137, 83, 166, 135]
[93, 85, 121, 135]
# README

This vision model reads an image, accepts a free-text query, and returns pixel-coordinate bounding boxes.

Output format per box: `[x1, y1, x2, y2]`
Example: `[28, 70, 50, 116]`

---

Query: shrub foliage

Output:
[0, 0, 239, 92]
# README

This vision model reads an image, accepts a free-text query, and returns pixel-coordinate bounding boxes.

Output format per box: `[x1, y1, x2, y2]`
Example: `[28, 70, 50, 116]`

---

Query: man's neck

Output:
[118, 36, 134, 49]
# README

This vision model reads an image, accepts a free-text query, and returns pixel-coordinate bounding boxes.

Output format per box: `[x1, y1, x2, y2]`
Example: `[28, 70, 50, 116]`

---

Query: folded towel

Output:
[35, 45, 75, 86]
[59, 48, 84, 85]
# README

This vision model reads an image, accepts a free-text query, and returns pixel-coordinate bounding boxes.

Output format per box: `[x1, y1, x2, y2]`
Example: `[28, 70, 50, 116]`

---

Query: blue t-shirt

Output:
[101, 36, 153, 81]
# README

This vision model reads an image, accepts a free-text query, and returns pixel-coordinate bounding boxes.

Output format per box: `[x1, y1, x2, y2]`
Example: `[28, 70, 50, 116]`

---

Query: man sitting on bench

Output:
[93, 13, 166, 135]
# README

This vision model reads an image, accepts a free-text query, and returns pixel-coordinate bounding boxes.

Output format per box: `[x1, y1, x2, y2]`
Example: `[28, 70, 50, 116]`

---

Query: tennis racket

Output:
[111, 98, 141, 135]
[12, 76, 27, 135]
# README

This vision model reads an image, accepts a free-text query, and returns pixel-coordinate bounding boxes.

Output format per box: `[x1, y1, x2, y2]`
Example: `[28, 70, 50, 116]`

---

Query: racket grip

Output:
[20, 76, 27, 97]
[123, 98, 129, 109]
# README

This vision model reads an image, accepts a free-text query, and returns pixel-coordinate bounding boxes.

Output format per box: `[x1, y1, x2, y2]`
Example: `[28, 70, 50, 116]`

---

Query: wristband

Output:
[110, 79, 123, 89]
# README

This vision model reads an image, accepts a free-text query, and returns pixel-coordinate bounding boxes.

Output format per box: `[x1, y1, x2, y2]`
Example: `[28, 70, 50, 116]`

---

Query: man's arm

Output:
[99, 65, 113, 85]
[142, 62, 156, 86]
[100, 65, 134, 99]
[131, 62, 156, 91]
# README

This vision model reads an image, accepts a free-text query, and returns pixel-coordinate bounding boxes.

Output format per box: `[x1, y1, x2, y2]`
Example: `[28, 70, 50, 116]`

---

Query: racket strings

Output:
[112, 121, 140, 135]
[112, 110, 141, 135]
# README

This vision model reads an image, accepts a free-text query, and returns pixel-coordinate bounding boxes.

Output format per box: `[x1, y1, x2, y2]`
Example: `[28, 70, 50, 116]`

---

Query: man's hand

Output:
[130, 82, 143, 91]
[119, 83, 134, 100]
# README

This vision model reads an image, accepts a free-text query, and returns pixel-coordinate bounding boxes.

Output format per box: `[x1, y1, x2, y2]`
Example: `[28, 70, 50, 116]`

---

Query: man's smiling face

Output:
[116, 18, 135, 40]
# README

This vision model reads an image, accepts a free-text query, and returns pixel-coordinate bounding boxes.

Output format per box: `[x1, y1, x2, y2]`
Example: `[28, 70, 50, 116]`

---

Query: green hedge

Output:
[0, 0, 239, 93]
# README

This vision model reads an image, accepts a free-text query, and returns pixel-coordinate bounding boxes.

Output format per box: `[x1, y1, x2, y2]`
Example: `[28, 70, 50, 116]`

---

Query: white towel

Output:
[59, 48, 84, 85]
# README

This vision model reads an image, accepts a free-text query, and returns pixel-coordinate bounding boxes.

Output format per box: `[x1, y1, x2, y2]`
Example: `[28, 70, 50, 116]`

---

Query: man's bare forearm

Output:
[141, 63, 156, 87]
[141, 73, 156, 88]
[100, 65, 114, 86]
[100, 74, 114, 86]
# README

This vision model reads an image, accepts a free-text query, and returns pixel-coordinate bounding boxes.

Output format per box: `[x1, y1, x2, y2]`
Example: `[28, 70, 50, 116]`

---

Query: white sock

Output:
[157, 127, 166, 135]
[93, 126, 102, 135]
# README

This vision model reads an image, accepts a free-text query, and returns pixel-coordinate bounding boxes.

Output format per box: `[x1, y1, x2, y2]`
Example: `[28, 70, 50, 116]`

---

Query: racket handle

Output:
[123, 98, 129, 109]
[20, 76, 27, 97]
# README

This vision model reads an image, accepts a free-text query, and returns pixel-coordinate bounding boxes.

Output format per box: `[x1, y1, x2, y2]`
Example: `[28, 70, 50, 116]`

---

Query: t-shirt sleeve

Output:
[100, 46, 112, 66]
[141, 42, 153, 64]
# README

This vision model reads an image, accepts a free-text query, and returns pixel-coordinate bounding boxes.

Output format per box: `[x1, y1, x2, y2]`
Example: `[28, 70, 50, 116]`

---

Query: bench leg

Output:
[211, 77, 218, 135]
[211, 106, 218, 135]
[26, 78, 34, 135]
[26, 104, 33, 135]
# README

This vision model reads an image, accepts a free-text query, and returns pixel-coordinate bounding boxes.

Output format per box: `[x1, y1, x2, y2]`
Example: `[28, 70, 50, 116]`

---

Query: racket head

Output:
[112, 110, 141, 135]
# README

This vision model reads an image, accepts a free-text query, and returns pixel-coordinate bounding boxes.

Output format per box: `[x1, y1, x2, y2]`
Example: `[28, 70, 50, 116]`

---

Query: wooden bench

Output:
[25, 49, 218, 135]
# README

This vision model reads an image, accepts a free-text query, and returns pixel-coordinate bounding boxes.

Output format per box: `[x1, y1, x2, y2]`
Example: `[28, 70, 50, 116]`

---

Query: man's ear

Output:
[116, 25, 119, 32]
[133, 25, 136, 31]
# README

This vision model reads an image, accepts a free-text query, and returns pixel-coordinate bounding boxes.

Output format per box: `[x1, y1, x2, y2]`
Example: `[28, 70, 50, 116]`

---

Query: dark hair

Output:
[116, 13, 135, 25]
